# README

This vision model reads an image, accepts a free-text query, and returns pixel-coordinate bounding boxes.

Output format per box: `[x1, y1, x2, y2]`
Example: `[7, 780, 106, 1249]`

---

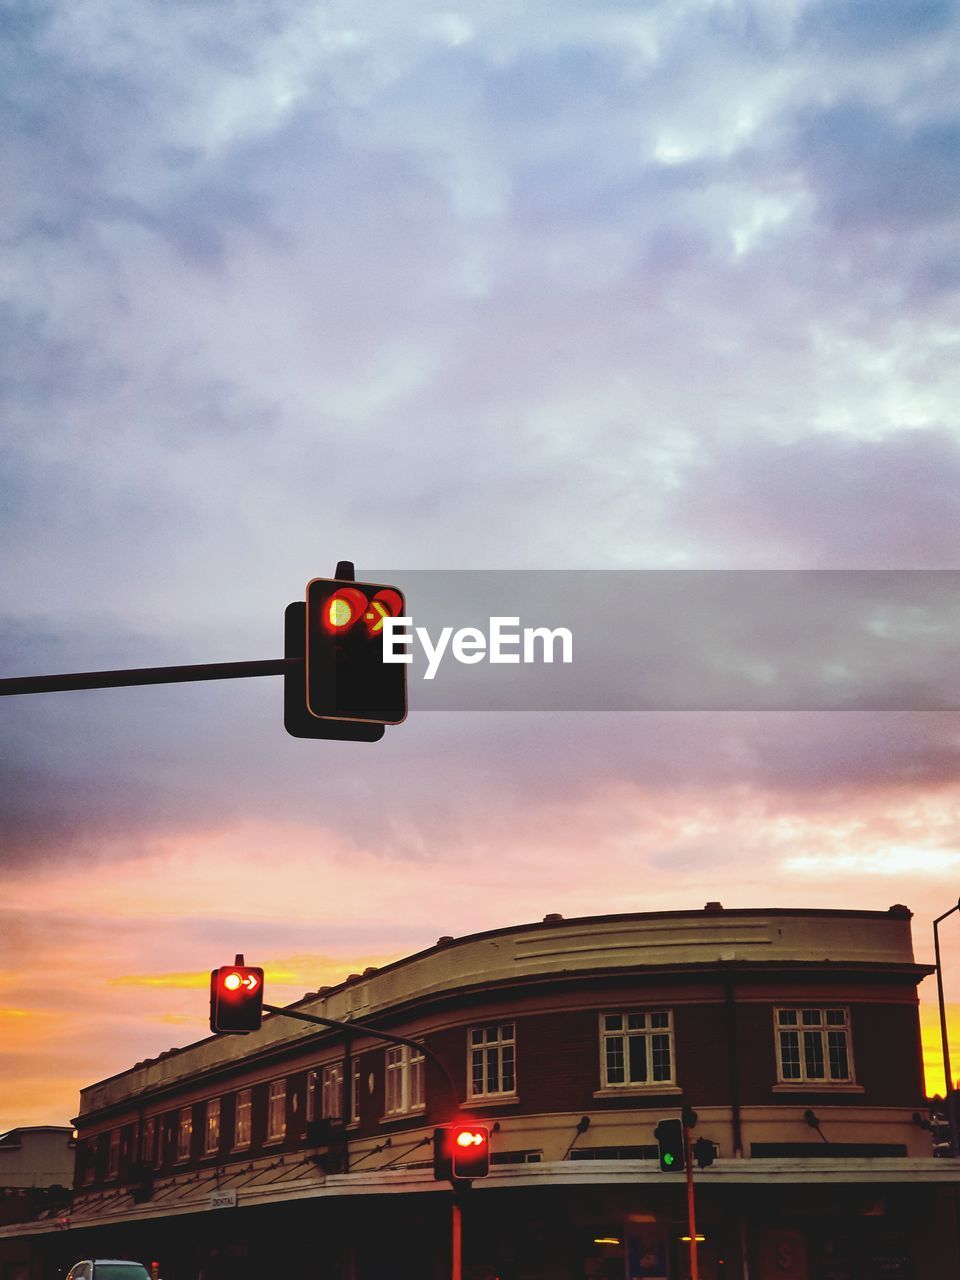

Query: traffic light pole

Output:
[451, 1197, 463, 1280]
[684, 1124, 701, 1280]
[0, 657, 295, 697]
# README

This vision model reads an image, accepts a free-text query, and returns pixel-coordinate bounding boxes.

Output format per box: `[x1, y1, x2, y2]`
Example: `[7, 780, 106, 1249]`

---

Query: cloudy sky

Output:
[3, 0, 960, 1128]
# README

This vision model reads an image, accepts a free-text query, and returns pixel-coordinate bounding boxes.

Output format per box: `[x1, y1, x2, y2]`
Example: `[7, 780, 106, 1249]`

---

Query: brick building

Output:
[2, 904, 958, 1280]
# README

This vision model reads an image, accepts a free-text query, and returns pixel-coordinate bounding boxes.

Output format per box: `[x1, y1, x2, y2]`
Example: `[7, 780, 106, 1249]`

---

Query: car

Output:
[66, 1263, 154, 1280]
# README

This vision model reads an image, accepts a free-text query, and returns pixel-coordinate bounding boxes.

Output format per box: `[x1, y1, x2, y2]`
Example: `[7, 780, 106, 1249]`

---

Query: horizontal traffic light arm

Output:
[0, 657, 300, 697]
[262, 1003, 459, 1114]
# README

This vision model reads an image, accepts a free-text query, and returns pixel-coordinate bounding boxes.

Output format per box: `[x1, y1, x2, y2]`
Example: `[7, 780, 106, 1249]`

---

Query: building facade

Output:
[2, 905, 957, 1280]
[0, 1128, 75, 1231]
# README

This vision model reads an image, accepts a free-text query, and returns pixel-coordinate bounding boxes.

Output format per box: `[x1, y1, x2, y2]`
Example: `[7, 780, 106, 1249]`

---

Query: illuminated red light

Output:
[364, 589, 404, 637]
[456, 1129, 485, 1147]
[323, 587, 367, 634]
[223, 972, 242, 991]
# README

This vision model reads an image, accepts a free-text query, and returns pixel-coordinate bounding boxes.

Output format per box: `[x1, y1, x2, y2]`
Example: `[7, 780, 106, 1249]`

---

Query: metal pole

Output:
[0, 657, 295, 696]
[451, 1196, 463, 1280]
[934, 901, 960, 1155]
[684, 1125, 700, 1280]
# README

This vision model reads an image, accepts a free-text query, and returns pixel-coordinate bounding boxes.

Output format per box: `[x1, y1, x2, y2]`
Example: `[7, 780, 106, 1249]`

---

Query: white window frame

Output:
[306, 1069, 319, 1123]
[176, 1107, 192, 1161]
[204, 1097, 221, 1154]
[234, 1087, 252, 1149]
[599, 1010, 675, 1089]
[321, 1063, 343, 1120]
[384, 1045, 425, 1117]
[468, 1022, 517, 1099]
[267, 1079, 287, 1142]
[774, 1006, 855, 1085]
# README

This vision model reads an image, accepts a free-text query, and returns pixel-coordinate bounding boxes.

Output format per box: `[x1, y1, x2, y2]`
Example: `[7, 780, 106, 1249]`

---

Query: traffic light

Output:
[693, 1136, 716, 1169]
[654, 1117, 685, 1172]
[433, 1125, 491, 1182]
[305, 577, 407, 725]
[209, 962, 264, 1033]
[453, 1125, 490, 1179]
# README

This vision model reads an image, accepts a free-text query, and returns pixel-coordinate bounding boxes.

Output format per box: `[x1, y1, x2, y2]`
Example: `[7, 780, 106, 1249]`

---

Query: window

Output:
[176, 1107, 192, 1161]
[306, 1070, 319, 1123]
[82, 1136, 97, 1184]
[775, 1007, 853, 1084]
[322, 1064, 343, 1120]
[107, 1128, 121, 1177]
[384, 1045, 425, 1116]
[469, 1022, 516, 1098]
[267, 1079, 286, 1141]
[205, 1098, 221, 1154]
[141, 1116, 156, 1165]
[234, 1088, 252, 1148]
[351, 1060, 361, 1124]
[601, 1011, 674, 1088]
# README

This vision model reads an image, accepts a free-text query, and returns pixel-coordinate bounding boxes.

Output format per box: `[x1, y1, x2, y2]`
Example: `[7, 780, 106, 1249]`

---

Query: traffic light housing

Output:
[284, 602, 384, 741]
[209, 963, 264, 1033]
[434, 1125, 490, 1182]
[654, 1117, 685, 1172]
[693, 1136, 716, 1169]
[305, 577, 407, 726]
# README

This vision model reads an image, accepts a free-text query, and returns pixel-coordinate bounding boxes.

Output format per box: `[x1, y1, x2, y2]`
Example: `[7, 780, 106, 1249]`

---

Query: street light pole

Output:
[933, 899, 960, 1155]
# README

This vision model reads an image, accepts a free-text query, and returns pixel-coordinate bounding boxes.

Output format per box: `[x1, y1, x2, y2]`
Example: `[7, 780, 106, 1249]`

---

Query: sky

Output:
[2, 0, 960, 1129]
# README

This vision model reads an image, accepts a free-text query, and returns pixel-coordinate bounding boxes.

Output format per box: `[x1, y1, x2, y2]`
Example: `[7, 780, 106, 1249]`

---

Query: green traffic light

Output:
[664, 1153, 675, 1166]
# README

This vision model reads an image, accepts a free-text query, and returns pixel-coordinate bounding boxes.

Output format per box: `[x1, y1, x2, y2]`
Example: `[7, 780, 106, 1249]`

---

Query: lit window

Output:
[469, 1023, 516, 1098]
[267, 1079, 286, 1141]
[322, 1064, 343, 1120]
[234, 1088, 252, 1148]
[176, 1107, 192, 1161]
[600, 1011, 674, 1088]
[205, 1098, 221, 1154]
[384, 1045, 425, 1116]
[775, 1008, 853, 1084]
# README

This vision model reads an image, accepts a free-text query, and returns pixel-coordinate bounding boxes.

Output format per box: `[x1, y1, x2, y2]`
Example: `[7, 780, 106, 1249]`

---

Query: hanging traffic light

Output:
[433, 1125, 491, 1182]
[209, 962, 264, 1033]
[654, 1117, 685, 1172]
[305, 577, 407, 726]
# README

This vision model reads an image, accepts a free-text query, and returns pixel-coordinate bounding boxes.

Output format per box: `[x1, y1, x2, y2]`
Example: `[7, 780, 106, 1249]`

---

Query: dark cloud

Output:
[796, 103, 960, 230]
[799, 0, 958, 51]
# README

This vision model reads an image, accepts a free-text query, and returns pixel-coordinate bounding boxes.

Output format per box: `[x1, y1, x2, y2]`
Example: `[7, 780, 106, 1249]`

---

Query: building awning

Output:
[2, 1156, 959, 1240]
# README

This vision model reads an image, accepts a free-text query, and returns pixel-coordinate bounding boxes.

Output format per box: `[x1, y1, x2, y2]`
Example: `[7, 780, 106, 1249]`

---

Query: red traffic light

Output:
[305, 577, 407, 725]
[456, 1128, 485, 1147]
[451, 1125, 490, 1179]
[323, 587, 368, 634]
[433, 1124, 491, 1182]
[209, 963, 264, 1034]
